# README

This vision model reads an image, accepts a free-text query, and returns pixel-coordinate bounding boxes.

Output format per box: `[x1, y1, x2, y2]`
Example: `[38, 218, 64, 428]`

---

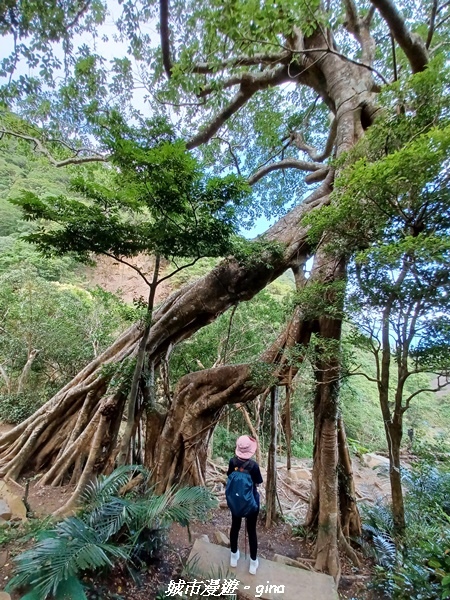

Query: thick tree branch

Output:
[0, 129, 108, 167]
[343, 0, 359, 32]
[363, 5, 376, 27]
[370, 0, 429, 73]
[186, 89, 254, 150]
[291, 118, 337, 162]
[248, 158, 323, 185]
[197, 64, 292, 98]
[403, 376, 450, 412]
[159, 0, 173, 78]
[192, 52, 290, 74]
[426, 0, 439, 48]
[343, 0, 377, 64]
[186, 66, 291, 149]
[305, 167, 330, 184]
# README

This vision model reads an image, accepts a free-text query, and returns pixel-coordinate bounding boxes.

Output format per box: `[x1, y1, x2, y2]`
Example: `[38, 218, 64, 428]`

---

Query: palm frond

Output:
[87, 497, 131, 541]
[81, 464, 148, 509]
[8, 517, 129, 600]
[162, 486, 217, 526]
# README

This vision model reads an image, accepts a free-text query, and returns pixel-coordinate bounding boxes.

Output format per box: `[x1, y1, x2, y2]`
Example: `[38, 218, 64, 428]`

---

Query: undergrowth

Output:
[6, 465, 217, 600]
[361, 461, 450, 599]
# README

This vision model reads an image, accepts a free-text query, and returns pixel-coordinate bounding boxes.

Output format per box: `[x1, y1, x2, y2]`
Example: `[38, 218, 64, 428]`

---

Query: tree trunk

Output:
[0, 178, 327, 484]
[265, 386, 279, 527]
[386, 420, 405, 532]
[281, 371, 293, 471]
[117, 254, 160, 466]
[303, 252, 360, 578]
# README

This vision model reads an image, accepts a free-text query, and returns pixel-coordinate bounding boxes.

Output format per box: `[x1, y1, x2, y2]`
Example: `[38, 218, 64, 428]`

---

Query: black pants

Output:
[230, 510, 259, 560]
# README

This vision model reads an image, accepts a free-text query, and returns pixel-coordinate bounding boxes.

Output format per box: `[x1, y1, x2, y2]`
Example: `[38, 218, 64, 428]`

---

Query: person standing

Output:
[226, 435, 263, 574]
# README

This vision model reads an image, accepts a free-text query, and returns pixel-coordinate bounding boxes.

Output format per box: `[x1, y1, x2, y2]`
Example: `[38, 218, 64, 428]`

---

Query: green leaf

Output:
[20, 592, 41, 600]
[55, 576, 88, 600]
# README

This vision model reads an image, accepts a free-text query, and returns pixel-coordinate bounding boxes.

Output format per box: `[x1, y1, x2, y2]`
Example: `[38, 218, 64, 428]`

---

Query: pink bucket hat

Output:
[236, 435, 257, 460]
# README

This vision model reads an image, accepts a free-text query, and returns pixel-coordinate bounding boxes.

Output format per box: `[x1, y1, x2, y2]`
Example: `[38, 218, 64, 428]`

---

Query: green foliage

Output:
[10, 114, 251, 267]
[362, 462, 450, 599]
[247, 361, 278, 389]
[291, 279, 346, 321]
[7, 466, 217, 600]
[231, 238, 285, 269]
[0, 516, 52, 548]
[170, 286, 289, 381]
[0, 392, 43, 424]
[0, 268, 135, 413]
[212, 424, 237, 459]
[306, 58, 450, 253]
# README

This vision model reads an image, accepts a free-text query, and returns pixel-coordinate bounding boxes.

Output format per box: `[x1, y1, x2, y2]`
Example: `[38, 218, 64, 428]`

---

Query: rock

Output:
[197, 534, 210, 543]
[287, 468, 312, 482]
[273, 554, 309, 570]
[0, 592, 11, 600]
[214, 531, 230, 547]
[215, 456, 225, 465]
[0, 500, 11, 521]
[0, 550, 8, 569]
[361, 453, 390, 470]
[0, 518, 7, 528]
[284, 522, 293, 536]
[0, 481, 27, 521]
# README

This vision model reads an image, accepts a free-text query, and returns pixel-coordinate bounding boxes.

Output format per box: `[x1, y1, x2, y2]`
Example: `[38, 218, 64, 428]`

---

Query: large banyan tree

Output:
[0, 0, 449, 578]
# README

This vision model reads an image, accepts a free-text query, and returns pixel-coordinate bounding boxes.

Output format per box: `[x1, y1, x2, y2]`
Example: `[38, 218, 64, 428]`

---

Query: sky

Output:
[0, 1, 275, 238]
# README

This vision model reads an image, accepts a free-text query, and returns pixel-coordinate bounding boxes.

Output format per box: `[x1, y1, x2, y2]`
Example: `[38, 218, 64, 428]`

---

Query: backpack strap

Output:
[233, 457, 252, 473]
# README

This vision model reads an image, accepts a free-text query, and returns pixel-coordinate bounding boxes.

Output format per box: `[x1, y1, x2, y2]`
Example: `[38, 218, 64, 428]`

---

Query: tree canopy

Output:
[1, 0, 450, 579]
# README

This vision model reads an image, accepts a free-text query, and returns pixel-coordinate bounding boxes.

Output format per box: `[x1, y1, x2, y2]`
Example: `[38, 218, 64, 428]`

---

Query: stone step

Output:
[186, 539, 338, 600]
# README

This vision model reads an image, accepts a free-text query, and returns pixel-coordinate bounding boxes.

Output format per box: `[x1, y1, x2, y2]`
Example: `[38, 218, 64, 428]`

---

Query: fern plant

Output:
[7, 465, 217, 600]
[361, 461, 450, 599]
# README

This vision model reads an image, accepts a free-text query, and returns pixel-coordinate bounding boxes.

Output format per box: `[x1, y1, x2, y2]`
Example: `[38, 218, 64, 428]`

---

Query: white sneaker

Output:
[230, 549, 240, 567]
[249, 558, 259, 575]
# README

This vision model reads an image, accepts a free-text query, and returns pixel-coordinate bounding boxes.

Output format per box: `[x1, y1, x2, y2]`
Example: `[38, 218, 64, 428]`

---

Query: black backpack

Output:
[225, 459, 258, 517]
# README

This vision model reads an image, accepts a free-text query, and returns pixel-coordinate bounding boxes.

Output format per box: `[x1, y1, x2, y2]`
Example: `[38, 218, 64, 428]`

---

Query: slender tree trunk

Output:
[17, 349, 40, 394]
[337, 417, 361, 538]
[265, 386, 279, 527]
[254, 396, 262, 465]
[117, 254, 160, 466]
[386, 419, 405, 532]
[281, 371, 293, 471]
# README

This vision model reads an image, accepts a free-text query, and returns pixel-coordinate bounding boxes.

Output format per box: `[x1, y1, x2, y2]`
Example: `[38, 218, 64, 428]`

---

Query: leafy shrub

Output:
[7, 465, 217, 600]
[0, 392, 44, 423]
[362, 462, 450, 599]
[212, 425, 236, 459]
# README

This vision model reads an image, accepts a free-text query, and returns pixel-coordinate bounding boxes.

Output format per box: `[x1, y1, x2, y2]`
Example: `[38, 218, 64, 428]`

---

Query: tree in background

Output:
[0, 268, 135, 421]
[307, 62, 450, 531]
[4, 113, 248, 513]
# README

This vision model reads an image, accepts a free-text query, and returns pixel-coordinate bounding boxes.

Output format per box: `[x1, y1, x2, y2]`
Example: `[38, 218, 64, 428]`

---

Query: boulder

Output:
[0, 480, 27, 521]
[197, 534, 210, 543]
[287, 468, 312, 482]
[273, 554, 309, 570]
[214, 531, 230, 547]
[0, 500, 11, 521]
[361, 453, 390, 470]
[0, 593, 11, 600]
